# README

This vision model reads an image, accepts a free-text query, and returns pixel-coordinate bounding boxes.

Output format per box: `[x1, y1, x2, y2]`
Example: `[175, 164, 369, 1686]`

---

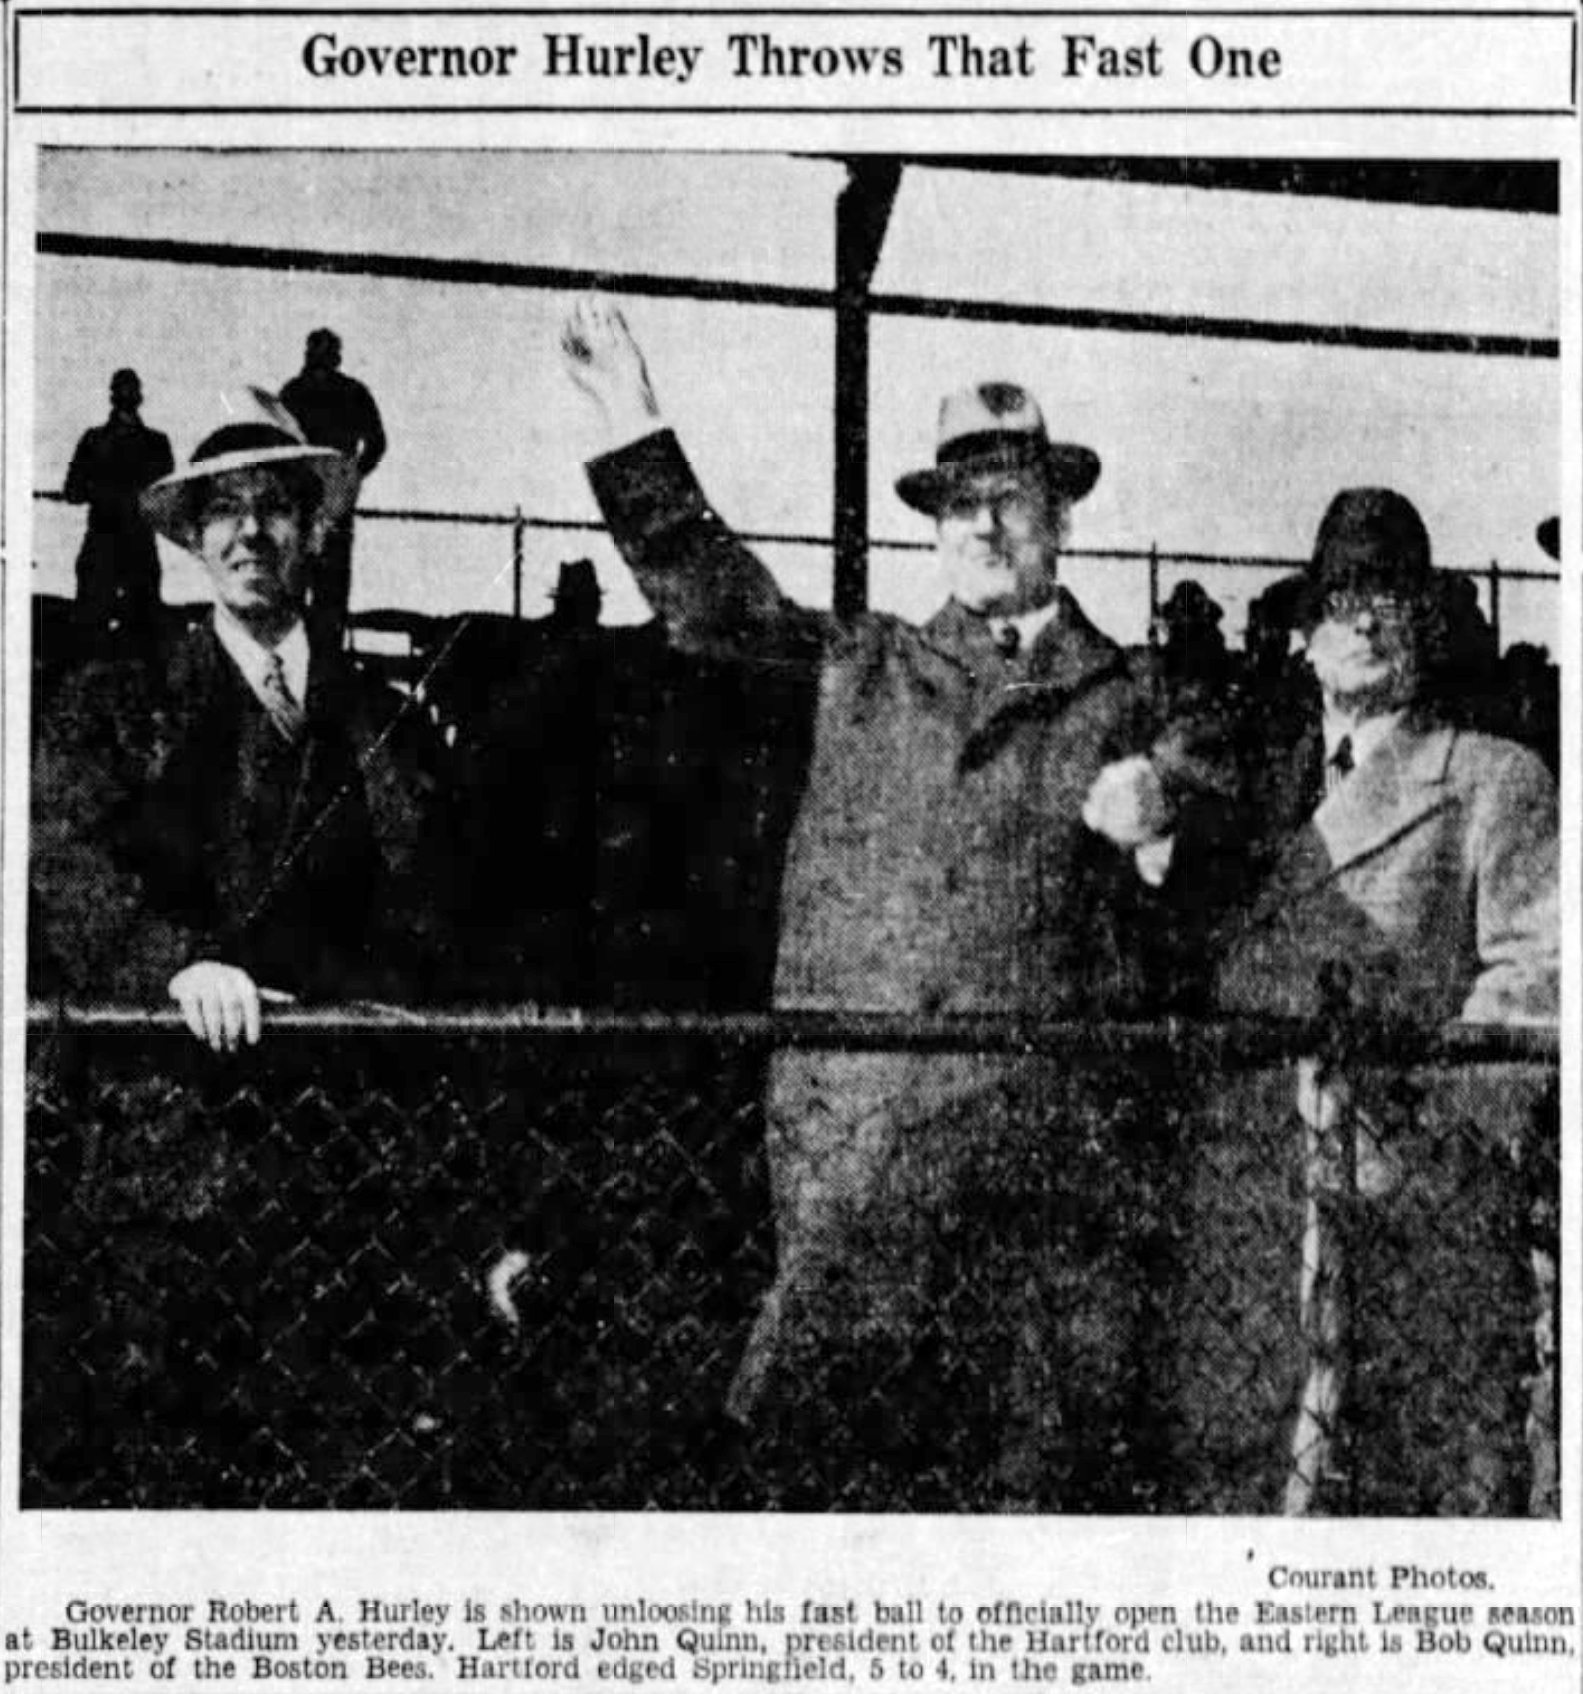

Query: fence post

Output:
[1147, 543, 1160, 639]
[512, 507, 526, 621]
[1487, 556, 1501, 652]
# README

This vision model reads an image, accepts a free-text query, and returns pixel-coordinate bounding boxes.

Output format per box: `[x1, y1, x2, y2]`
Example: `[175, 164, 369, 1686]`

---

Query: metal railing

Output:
[24, 1003, 1558, 1514]
[32, 489, 1558, 642]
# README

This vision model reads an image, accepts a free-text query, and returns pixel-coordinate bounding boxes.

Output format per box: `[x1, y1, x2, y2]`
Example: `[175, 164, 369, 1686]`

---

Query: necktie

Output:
[992, 621, 1021, 660]
[1325, 735, 1353, 796]
[259, 649, 306, 742]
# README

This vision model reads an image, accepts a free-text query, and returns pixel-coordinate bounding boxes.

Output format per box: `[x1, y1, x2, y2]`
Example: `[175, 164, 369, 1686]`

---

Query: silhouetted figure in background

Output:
[1152, 578, 1231, 707]
[549, 557, 603, 635]
[280, 328, 386, 644]
[64, 368, 173, 657]
[1433, 569, 1500, 727]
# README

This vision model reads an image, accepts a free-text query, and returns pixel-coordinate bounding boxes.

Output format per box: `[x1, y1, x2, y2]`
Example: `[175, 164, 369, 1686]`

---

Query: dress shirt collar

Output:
[988, 598, 1063, 656]
[1322, 707, 1404, 776]
[213, 608, 310, 710]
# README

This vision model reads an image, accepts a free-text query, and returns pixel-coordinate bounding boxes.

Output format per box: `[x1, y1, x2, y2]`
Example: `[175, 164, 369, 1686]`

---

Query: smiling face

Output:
[936, 465, 1067, 617]
[187, 466, 313, 642]
[1305, 586, 1424, 718]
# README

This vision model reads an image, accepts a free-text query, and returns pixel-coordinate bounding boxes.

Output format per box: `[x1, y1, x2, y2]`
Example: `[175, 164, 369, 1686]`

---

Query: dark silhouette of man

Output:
[280, 328, 387, 642]
[63, 368, 174, 655]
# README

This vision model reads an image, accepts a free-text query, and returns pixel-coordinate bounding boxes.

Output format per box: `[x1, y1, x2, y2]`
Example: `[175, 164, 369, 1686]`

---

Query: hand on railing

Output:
[167, 961, 266, 1053]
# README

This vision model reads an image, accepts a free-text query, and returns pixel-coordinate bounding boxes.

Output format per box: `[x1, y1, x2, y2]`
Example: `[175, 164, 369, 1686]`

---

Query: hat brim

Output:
[141, 444, 358, 549]
[896, 443, 1101, 515]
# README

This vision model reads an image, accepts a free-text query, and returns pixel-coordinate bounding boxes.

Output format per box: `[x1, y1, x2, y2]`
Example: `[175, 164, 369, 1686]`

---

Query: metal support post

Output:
[833, 161, 901, 623]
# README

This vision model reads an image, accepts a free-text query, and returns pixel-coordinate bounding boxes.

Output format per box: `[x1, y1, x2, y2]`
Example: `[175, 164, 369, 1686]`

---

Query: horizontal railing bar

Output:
[38, 231, 1557, 360]
[27, 493, 1561, 585]
[26, 1002, 1559, 1065]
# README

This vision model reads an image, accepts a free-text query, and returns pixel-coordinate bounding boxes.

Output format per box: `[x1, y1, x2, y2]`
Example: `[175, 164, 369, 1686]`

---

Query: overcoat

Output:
[589, 429, 1240, 1505]
[1178, 714, 1559, 1514]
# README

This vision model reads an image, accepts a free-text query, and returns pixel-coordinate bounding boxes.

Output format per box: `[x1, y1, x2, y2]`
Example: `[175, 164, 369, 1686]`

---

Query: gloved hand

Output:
[1082, 754, 1173, 849]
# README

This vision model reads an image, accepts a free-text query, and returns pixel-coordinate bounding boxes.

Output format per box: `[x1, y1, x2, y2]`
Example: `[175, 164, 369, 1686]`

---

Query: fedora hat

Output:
[141, 386, 358, 547]
[1298, 487, 1434, 623]
[895, 381, 1100, 516]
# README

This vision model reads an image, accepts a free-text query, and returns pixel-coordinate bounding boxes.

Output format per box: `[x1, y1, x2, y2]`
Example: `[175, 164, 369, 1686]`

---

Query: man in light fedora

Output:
[1179, 487, 1558, 1517]
[30, 388, 451, 1051]
[562, 296, 1239, 1508]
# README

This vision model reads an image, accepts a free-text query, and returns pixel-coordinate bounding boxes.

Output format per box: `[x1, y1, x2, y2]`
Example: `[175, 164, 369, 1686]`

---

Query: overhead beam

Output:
[38, 231, 1556, 360]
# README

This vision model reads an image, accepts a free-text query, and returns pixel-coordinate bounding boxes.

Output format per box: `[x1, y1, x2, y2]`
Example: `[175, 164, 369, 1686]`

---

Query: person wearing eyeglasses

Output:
[561, 295, 1242, 1509]
[30, 388, 451, 1052]
[1203, 487, 1557, 1518]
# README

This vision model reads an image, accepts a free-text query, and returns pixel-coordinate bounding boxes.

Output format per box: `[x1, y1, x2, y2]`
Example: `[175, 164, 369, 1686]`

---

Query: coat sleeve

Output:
[586, 428, 821, 662]
[1461, 742, 1558, 1024]
[62, 431, 95, 505]
[28, 665, 208, 1002]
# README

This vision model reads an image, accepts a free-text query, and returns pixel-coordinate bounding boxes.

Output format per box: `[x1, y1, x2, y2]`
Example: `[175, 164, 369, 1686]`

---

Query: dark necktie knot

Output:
[1325, 735, 1354, 795]
[992, 621, 1021, 660]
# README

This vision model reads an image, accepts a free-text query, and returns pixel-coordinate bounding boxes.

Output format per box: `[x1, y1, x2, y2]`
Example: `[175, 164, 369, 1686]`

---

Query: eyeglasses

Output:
[1321, 588, 1415, 624]
[198, 489, 300, 530]
[940, 483, 1043, 524]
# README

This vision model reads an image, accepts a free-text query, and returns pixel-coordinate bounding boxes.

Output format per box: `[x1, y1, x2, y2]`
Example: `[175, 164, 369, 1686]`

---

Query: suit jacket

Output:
[30, 621, 451, 1004]
[1217, 714, 1557, 1029]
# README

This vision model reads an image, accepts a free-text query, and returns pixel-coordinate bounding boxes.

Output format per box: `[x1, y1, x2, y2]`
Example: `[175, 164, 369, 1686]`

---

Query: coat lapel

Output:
[957, 589, 1125, 770]
[1253, 717, 1457, 917]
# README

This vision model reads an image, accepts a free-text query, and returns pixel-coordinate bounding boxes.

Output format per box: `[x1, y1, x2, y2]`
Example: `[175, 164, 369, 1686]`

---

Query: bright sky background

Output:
[33, 150, 1561, 649]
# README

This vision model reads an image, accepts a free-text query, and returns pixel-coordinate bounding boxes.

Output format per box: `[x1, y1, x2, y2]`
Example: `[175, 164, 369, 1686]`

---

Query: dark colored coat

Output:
[64, 415, 174, 629]
[589, 429, 1241, 1503]
[279, 369, 386, 476]
[30, 621, 451, 1005]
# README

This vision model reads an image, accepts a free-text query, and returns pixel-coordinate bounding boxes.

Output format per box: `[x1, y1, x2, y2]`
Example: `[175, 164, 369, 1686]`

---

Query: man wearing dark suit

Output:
[1187, 489, 1557, 1516]
[280, 328, 387, 643]
[63, 368, 174, 654]
[31, 388, 448, 1049]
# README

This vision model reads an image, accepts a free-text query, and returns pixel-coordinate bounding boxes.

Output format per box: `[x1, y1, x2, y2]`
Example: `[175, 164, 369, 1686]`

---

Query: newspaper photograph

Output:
[1, 2, 1578, 1690]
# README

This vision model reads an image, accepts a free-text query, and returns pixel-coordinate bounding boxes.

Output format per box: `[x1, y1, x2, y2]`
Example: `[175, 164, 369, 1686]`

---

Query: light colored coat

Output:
[1217, 716, 1557, 1028]
[1186, 714, 1557, 1515]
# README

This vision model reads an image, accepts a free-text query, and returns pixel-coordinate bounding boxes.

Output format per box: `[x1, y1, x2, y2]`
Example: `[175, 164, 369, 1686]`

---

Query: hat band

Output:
[937, 429, 1048, 468]
[192, 422, 304, 463]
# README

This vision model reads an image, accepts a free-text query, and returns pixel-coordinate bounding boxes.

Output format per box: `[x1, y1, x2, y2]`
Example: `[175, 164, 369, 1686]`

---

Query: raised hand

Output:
[560, 294, 661, 445]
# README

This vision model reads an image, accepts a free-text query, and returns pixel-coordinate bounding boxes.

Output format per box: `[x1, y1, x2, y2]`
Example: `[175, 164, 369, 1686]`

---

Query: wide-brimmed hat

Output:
[1297, 487, 1434, 623]
[141, 386, 358, 546]
[1160, 579, 1223, 628]
[895, 381, 1100, 515]
[1536, 516, 1559, 560]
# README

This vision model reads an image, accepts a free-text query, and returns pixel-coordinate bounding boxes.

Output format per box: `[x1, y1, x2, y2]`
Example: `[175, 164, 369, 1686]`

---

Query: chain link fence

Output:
[23, 1007, 1556, 1514]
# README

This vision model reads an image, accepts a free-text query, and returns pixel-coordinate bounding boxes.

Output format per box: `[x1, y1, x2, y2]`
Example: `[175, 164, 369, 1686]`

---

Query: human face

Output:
[936, 467, 1064, 617]
[191, 468, 311, 638]
[1305, 586, 1422, 717]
